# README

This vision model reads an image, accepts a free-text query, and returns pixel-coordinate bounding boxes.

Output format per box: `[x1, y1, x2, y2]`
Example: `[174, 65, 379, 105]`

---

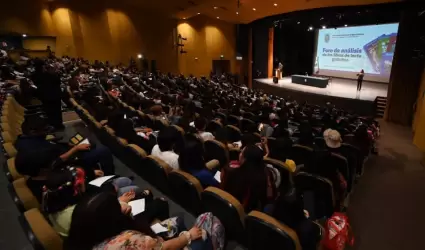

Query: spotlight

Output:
[22, 34, 27, 37]
[344, 24, 348, 27]
[137, 54, 142, 59]
[308, 26, 313, 31]
[322, 25, 327, 29]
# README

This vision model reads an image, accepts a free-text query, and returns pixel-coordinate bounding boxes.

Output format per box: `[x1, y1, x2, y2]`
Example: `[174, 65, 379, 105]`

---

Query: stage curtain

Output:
[385, 10, 424, 126]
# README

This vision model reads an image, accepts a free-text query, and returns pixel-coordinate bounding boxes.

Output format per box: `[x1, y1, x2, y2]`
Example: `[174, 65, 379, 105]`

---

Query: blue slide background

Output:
[315, 23, 399, 82]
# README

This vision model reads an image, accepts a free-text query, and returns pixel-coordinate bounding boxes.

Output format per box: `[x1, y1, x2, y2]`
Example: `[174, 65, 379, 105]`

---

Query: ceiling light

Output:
[320, 17, 324, 20]
[217, 17, 219, 19]
[322, 25, 326, 29]
[214, 6, 217, 9]
[344, 24, 348, 27]
[297, 21, 301, 24]
[253, 8, 256, 11]
[308, 26, 313, 31]
[274, 3, 277, 6]
[137, 54, 142, 59]
[183, 17, 186, 19]
[236, 12, 239, 15]
[22, 34, 27, 37]
[197, 13, 200, 15]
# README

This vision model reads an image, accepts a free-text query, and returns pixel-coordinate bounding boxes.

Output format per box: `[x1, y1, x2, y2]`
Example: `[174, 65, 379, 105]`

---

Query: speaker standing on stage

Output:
[357, 69, 364, 91]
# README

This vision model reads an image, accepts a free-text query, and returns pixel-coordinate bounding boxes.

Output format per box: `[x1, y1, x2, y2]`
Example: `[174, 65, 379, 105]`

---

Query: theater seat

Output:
[3, 142, 18, 158]
[145, 156, 172, 193]
[294, 172, 335, 219]
[206, 120, 223, 134]
[330, 153, 350, 192]
[168, 170, 203, 215]
[4, 157, 24, 182]
[226, 125, 242, 143]
[10, 178, 40, 212]
[290, 144, 313, 166]
[202, 187, 245, 243]
[204, 140, 229, 169]
[245, 211, 301, 250]
[227, 115, 240, 127]
[19, 208, 63, 250]
[264, 157, 293, 192]
[240, 118, 256, 133]
[2, 131, 16, 143]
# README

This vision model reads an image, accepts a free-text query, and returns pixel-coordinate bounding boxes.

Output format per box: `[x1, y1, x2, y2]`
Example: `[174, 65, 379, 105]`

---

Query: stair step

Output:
[377, 104, 386, 109]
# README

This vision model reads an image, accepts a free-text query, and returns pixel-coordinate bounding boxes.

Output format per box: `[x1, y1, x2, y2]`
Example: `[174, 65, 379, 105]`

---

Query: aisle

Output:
[348, 121, 425, 250]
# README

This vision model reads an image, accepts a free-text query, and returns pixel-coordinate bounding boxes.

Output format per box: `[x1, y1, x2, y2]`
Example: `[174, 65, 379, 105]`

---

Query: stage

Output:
[253, 77, 388, 116]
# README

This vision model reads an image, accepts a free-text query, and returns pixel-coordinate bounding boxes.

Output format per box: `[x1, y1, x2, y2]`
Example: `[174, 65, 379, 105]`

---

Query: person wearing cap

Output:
[323, 129, 342, 149]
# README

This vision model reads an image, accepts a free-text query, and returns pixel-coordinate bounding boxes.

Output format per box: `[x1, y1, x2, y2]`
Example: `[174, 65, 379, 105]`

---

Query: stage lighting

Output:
[345, 24, 348, 27]
[308, 26, 313, 31]
[22, 34, 27, 37]
[137, 54, 143, 59]
[297, 22, 301, 24]
[322, 25, 327, 29]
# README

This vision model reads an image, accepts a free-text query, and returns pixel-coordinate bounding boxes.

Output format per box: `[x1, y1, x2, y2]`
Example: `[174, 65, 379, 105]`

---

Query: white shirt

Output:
[199, 131, 214, 141]
[151, 145, 179, 170]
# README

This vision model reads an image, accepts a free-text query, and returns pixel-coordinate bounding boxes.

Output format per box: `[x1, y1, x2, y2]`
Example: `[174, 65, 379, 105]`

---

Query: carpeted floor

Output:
[0, 120, 423, 250]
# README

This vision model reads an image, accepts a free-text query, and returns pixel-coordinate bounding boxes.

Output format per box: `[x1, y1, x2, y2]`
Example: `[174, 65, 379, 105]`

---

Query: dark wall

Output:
[273, 25, 315, 76]
[252, 23, 269, 78]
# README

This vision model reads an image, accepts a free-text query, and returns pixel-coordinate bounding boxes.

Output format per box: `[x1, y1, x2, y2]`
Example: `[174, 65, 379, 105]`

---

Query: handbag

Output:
[322, 212, 354, 250]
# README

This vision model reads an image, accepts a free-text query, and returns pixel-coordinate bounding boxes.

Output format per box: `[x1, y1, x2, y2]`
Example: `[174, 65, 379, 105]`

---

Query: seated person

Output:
[43, 166, 144, 237]
[222, 145, 271, 212]
[151, 126, 180, 170]
[65, 193, 220, 250]
[178, 141, 219, 188]
[194, 117, 214, 141]
[269, 187, 323, 250]
[15, 116, 115, 200]
[107, 110, 156, 153]
[150, 104, 169, 125]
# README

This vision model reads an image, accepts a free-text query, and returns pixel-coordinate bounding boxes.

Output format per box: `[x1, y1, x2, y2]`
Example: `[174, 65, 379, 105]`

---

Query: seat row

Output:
[1, 95, 64, 250]
[68, 96, 314, 249]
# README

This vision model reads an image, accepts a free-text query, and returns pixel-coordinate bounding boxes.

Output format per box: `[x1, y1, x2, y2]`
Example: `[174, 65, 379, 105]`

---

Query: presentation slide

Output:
[314, 23, 399, 83]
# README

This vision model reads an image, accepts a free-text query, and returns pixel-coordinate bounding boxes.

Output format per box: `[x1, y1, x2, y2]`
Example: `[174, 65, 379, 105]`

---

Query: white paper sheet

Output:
[88, 175, 115, 187]
[214, 171, 221, 183]
[78, 138, 91, 146]
[129, 199, 146, 216]
[150, 223, 169, 234]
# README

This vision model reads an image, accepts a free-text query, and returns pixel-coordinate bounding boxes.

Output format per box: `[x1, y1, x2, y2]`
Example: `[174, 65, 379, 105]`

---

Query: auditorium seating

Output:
[245, 211, 302, 250]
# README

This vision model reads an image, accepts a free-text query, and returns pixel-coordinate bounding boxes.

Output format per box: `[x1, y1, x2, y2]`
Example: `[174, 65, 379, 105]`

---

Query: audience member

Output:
[194, 117, 214, 141]
[179, 141, 219, 188]
[65, 192, 215, 250]
[151, 126, 180, 170]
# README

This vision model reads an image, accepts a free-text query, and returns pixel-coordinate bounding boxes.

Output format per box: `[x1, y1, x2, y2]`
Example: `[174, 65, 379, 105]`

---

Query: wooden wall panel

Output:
[0, 0, 236, 76]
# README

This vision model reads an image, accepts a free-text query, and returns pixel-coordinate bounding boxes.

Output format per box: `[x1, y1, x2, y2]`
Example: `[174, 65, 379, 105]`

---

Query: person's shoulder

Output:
[93, 230, 156, 250]
[151, 144, 160, 155]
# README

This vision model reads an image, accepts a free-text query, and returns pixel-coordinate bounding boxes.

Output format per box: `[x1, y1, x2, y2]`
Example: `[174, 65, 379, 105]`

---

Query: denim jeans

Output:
[112, 177, 140, 196]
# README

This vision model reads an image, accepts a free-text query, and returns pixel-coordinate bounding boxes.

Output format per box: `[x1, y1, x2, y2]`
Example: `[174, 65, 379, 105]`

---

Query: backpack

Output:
[322, 212, 354, 250]
[195, 212, 225, 250]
